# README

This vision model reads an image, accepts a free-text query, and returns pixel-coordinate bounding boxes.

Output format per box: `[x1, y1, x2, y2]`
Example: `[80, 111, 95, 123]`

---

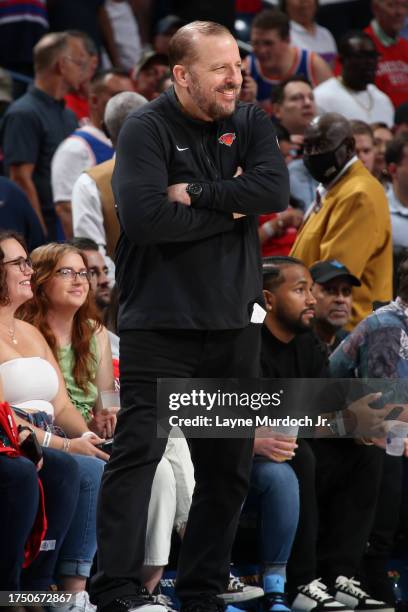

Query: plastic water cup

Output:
[269, 423, 299, 463]
[386, 421, 408, 456]
[100, 390, 120, 413]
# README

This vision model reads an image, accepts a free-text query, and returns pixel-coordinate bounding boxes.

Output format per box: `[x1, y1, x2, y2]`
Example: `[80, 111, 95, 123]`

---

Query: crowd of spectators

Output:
[1, 1, 408, 611]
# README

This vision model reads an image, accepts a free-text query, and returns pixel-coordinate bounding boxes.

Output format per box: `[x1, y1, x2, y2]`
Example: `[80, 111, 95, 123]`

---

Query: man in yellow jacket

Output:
[290, 113, 392, 328]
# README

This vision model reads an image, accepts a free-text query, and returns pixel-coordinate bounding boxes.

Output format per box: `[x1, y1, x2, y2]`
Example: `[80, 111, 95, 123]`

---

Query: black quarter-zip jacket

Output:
[113, 87, 289, 331]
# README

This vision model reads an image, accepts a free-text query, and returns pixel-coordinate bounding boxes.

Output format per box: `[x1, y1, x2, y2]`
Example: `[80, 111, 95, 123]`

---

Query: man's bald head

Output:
[168, 20, 233, 71]
[304, 113, 354, 154]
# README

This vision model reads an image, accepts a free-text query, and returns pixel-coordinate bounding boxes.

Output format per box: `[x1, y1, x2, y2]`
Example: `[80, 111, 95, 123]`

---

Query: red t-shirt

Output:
[64, 93, 89, 123]
[365, 24, 408, 108]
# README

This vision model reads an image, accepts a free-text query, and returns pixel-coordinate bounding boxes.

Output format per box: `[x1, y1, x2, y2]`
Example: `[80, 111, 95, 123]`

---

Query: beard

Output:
[188, 71, 240, 121]
[276, 304, 314, 335]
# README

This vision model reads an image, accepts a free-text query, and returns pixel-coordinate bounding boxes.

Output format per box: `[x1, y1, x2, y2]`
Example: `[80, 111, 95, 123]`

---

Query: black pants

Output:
[90, 326, 260, 607]
[287, 439, 318, 591]
[313, 439, 384, 585]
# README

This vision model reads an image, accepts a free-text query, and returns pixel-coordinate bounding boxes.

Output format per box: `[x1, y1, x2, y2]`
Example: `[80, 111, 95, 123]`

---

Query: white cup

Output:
[385, 421, 408, 456]
[100, 390, 120, 413]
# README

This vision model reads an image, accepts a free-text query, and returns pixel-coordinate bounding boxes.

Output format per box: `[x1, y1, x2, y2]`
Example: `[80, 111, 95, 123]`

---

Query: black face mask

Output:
[303, 140, 348, 184]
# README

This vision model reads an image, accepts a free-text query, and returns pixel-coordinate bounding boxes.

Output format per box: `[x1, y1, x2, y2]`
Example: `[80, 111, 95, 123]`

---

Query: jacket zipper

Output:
[201, 130, 219, 180]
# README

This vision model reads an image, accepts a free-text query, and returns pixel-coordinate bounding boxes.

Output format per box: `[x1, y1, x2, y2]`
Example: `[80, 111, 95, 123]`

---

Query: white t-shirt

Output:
[313, 77, 394, 126]
[72, 172, 115, 279]
[51, 125, 113, 203]
[103, 0, 142, 72]
[290, 20, 337, 66]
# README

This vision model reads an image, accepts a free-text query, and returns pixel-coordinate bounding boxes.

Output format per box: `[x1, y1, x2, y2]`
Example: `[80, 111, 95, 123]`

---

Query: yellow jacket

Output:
[290, 160, 392, 328]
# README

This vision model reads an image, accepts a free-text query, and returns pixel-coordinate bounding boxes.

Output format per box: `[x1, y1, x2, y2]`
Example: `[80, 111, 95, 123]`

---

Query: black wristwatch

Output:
[186, 183, 203, 203]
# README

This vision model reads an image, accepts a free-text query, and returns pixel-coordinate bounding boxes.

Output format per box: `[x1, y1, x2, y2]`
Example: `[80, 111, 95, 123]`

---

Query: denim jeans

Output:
[0, 455, 39, 589]
[56, 454, 105, 578]
[0, 448, 80, 590]
[243, 458, 300, 566]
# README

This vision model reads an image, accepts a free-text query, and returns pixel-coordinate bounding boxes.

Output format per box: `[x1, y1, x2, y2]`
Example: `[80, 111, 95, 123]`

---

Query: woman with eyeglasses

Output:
[0, 231, 107, 612]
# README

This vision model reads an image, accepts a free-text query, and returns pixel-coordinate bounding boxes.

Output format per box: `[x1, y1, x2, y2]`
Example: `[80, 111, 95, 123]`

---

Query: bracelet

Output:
[42, 431, 52, 448]
[81, 431, 94, 438]
[62, 438, 71, 452]
[263, 220, 275, 238]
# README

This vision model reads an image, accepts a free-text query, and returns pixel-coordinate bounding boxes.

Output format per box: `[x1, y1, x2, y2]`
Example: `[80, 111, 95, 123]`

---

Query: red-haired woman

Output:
[21, 242, 117, 438]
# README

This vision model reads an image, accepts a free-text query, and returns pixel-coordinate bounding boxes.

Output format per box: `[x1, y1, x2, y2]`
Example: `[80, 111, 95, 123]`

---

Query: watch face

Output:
[187, 183, 202, 198]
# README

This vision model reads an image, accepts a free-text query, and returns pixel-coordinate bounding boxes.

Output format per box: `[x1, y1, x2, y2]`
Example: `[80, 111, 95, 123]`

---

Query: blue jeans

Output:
[243, 459, 300, 566]
[0, 449, 80, 590]
[57, 454, 104, 578]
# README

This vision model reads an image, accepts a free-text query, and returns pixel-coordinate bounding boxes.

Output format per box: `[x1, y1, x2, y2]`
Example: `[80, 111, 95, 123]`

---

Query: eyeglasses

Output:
[3, 256, 33, 273]
[63, 55, 88, 71]
[55, 267, 90, 282]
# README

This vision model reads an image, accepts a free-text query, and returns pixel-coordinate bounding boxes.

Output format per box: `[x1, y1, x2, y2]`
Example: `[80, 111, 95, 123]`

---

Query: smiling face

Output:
[251, 27, 290, 72]
[44, 252, 90, 314]
[0, 238, 33, 309]
[173, 33, 243, 121]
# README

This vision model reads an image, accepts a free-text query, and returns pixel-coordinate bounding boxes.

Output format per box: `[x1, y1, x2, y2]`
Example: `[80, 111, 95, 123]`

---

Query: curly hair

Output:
[18, 243, 102, 392]
[0, 231, 29, 307]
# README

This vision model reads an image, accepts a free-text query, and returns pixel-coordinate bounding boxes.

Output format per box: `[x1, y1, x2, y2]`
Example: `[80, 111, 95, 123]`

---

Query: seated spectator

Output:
[21, 242, 117, 436]
[330, 258, 408, 604]
[384, 132, 408, 293]
[52, 69, 132, 239]
[0, 176, 46, 251]
[72, 91, 148, 271]
[385, 132, 408, 254]
[291, 113, 393, 328]
[1, 32, 84, 240]
[271, 76, 318, 209]
[69, 237, 112, 317]
[314, 31, 394, 126]
[0, 68, 12, 119]
[131, 52, 170, 101]
[372, 122, 393, 185]
[0, 380, 80, 594]
[310, 260, 361, 352]
[261, 257, 387, 612]
[280, 0, 337, 67]
[365, 0, 408, 108]
[244, 9, 332, 114]
[350, 120, 376, 174]
[394, 101, 408, 136]
[0, 231, 107, 611]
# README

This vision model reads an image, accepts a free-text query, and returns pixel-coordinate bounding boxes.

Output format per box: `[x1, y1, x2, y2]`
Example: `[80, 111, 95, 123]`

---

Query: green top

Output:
[58, 334, 99, 422]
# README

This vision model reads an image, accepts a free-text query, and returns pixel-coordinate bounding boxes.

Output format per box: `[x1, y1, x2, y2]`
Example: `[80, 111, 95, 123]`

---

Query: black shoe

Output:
[180, 595, 225, 612]
[98, 589, 167, 612]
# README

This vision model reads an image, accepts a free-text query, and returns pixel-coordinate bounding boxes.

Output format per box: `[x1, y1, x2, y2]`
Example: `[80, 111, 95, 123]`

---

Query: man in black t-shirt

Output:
[261, 256, 387, 612]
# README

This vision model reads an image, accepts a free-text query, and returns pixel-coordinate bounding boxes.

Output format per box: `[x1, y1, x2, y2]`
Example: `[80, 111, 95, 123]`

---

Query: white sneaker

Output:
[292, 579, 352, 612]
[151, 594, 177, 611]
[334, 576, 394, 612]
[218, 575, 264, 603]
[57, 591, 96, 612]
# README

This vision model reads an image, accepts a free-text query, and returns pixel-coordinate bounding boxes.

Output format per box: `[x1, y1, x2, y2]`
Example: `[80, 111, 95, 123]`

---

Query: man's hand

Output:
[344, 393, 394, 438]
[167, 183, 191, 206]
[254, 427, 298, 461]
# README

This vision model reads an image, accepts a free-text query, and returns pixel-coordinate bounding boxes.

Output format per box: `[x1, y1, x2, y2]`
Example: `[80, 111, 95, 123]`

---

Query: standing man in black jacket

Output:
[90, 20, 289, 612]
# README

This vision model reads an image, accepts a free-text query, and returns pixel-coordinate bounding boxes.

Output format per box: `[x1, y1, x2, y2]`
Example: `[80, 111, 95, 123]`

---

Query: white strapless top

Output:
[0, 357, 59, 416]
